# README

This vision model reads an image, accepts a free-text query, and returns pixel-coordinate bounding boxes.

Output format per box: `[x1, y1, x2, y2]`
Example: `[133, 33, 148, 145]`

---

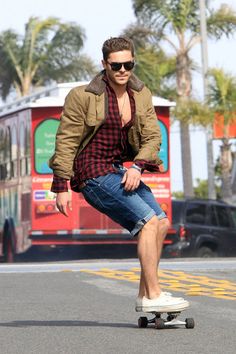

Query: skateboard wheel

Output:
[138, 316, 148, 328]
[185, 318, 195, 329]
[155, 318, 165, 329]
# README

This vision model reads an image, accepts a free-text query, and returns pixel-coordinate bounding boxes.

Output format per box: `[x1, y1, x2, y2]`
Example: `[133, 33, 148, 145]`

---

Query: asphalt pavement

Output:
[0, 257, 236, 354]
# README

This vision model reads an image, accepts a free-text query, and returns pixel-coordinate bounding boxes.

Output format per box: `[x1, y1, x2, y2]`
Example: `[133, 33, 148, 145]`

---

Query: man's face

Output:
[102, 50, 134, 86]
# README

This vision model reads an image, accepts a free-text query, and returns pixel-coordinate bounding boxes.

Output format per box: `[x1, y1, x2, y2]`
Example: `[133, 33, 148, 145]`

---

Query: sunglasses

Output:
[107, 61, 135, 72]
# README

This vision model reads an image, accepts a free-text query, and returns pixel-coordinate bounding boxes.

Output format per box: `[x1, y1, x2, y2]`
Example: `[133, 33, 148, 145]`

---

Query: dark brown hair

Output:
[102, 37, 135, 61]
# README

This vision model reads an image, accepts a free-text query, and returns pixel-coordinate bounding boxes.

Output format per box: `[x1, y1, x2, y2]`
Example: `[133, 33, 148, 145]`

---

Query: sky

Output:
[0, 0, 235, 191]
[0, 0, 235, 73]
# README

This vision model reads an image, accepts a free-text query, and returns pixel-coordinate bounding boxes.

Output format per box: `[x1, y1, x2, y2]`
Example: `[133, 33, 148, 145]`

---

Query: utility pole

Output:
[199, 0, 216, 199]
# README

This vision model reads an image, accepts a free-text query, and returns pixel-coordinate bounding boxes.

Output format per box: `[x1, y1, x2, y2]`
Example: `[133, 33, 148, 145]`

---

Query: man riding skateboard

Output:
[49, 36, 189, 313]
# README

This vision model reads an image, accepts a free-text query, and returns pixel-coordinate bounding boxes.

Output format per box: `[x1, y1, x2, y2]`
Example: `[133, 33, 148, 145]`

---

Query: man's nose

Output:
[119, 64, 126, 71]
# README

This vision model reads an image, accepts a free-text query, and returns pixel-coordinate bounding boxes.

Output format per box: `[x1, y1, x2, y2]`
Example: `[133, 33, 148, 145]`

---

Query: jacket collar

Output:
[85, 70, 145, 95]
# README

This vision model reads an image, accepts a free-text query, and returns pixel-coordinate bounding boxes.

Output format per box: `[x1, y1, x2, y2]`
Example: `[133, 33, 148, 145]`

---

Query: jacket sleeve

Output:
[134, 87, 162, 166]
[51, 175, 68, 192]
[49, 88, 86, 179]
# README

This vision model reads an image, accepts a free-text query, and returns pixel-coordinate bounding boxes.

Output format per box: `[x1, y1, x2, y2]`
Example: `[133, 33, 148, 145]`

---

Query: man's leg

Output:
[157, 217, 170, 274]
[82, 174, 189, 312]
[138, 217, 170, 298]
[137, 215, 161, 299]
[136, 214, 189, 312]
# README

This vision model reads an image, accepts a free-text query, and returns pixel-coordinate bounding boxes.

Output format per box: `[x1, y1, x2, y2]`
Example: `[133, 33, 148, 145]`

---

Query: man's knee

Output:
[143, 215, 159, 232]
[159, 217, 170, 233]
[139, 216, 170, 236]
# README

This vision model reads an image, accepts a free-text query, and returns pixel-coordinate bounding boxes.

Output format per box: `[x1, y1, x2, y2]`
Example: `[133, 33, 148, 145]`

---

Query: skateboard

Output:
[138, 310, 195, 329]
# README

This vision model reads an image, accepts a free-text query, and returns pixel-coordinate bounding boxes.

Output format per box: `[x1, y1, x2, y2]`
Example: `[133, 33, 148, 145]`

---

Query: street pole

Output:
[199, 0, 216, 199]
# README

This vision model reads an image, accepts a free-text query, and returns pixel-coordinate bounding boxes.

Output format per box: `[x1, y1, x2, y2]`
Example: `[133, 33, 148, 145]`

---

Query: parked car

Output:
[164, 199, 236, 257]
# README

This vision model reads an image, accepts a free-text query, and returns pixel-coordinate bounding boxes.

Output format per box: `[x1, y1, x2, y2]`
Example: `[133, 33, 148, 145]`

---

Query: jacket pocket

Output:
[85, 94, 105, 126]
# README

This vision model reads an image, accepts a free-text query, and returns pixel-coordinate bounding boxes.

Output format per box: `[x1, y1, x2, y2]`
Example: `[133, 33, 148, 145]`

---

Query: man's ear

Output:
[101, 60, 106, 69]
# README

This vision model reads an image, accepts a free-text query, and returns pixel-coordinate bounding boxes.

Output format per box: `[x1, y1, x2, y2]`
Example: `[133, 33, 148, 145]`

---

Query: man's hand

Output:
[121, 168, 141, 191]
[56, 192, 72, 217]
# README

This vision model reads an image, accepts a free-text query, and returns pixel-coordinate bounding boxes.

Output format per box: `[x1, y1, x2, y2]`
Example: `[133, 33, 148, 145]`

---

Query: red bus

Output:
[0, 82, 175, 262]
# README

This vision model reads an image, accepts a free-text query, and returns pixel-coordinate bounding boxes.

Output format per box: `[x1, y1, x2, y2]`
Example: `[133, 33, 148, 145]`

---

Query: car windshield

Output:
[185, 202, 207, 224]
[172, 201, 183, 223]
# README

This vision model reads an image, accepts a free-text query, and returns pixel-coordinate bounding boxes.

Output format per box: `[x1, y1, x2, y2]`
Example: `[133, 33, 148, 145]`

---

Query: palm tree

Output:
[135, 47, 176, 96]
[128, 0, 236, 197]
[208, 68, 236, 202]
[174, 69, 236, 202]
[0, 17, 97, 99]
[122, 25, 176, 97]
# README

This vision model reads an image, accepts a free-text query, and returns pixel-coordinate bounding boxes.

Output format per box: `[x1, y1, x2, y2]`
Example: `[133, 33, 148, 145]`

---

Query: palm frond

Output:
[0, 17, 96, 98]
[132, 0, 200, 35]
[0, 30, 21, 99]
[173, 97, 213, 125]
[208, 68, 236, 124]
[207, 4, 236, 39]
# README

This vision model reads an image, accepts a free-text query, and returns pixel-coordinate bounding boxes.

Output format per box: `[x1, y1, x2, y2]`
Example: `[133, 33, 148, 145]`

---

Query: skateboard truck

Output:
[138, 312, 195, 329]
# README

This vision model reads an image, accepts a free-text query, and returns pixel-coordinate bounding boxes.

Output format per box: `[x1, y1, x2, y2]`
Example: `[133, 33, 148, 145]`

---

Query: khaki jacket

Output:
[49, 71, 162, 179]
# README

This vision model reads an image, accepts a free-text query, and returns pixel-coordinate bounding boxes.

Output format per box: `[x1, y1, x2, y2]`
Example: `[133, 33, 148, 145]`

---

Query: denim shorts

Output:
[81, 166, 166, 237]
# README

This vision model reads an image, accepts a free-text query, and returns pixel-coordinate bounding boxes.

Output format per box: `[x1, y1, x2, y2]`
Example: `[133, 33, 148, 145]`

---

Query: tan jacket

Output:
[49, 71, 162, 179]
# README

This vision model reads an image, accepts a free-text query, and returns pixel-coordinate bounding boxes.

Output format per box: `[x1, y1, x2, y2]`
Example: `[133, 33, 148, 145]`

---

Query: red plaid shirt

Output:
[51, 76, 157, 193]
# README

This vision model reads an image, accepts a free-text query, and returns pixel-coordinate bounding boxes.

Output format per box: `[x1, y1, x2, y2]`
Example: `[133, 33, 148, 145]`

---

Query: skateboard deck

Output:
[138, 309, 195, 329]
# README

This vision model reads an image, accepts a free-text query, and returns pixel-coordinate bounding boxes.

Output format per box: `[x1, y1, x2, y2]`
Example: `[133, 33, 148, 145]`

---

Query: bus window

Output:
[11, 125, 18, 178]
[5, 127, 11, 179]
[34, 118, 59, 174]
[0, 127, 5, 180]
[10, 187, 18, 225]
[26, 120, 31, 175]
[19, 122, 26, 176]
[158, 120, 168, 172]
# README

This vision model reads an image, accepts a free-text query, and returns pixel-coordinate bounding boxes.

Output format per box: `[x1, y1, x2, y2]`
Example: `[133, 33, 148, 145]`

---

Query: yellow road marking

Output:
[80, 268, 236, 301]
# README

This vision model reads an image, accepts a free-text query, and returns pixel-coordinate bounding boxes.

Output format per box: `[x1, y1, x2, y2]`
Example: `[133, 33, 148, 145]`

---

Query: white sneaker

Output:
[162, 291, 173, 297]
[135, 297, 143, 312]
[141, 295, 189, 313]
[135, 292, 185, 312]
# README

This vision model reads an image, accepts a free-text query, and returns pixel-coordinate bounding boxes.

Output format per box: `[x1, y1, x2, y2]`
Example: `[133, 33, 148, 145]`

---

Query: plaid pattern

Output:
[51, 75, 159, 193]
[51, 175, 68, 193]
[69, 79, 135, 192]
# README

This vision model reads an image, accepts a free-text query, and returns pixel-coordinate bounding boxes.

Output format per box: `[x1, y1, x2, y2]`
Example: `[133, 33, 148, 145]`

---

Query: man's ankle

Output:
[145, 291, 161, 299]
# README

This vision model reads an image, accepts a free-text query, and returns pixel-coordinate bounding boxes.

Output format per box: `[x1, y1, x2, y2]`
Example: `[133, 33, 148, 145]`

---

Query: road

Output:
[0, 258, 236, 354]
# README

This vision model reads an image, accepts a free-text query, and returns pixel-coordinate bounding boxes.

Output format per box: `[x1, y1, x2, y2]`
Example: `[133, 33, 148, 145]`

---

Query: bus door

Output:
[31, 108, 75, 233]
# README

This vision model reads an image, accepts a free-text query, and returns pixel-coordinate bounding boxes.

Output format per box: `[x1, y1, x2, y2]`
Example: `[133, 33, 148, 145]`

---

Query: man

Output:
[49, 37, 189, 313]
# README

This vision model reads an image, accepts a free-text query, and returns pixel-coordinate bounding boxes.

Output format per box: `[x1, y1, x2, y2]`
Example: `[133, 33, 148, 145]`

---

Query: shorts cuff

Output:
[157, 211, 167, 220]
[131, 210, 156, 237]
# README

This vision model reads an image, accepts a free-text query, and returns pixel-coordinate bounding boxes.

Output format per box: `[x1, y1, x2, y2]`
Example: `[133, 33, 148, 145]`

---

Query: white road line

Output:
[0, 259, 236, 273]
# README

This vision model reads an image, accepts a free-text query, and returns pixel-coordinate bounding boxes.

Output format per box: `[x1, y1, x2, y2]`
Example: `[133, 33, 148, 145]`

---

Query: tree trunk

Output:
[206, 127, 216, 199]
[21, 74, 32, 97]
[199, 0, 216, 200]
[220, 139, 233, 203]
[180, 121, 194, 197]
[176, 52, 194, 197]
